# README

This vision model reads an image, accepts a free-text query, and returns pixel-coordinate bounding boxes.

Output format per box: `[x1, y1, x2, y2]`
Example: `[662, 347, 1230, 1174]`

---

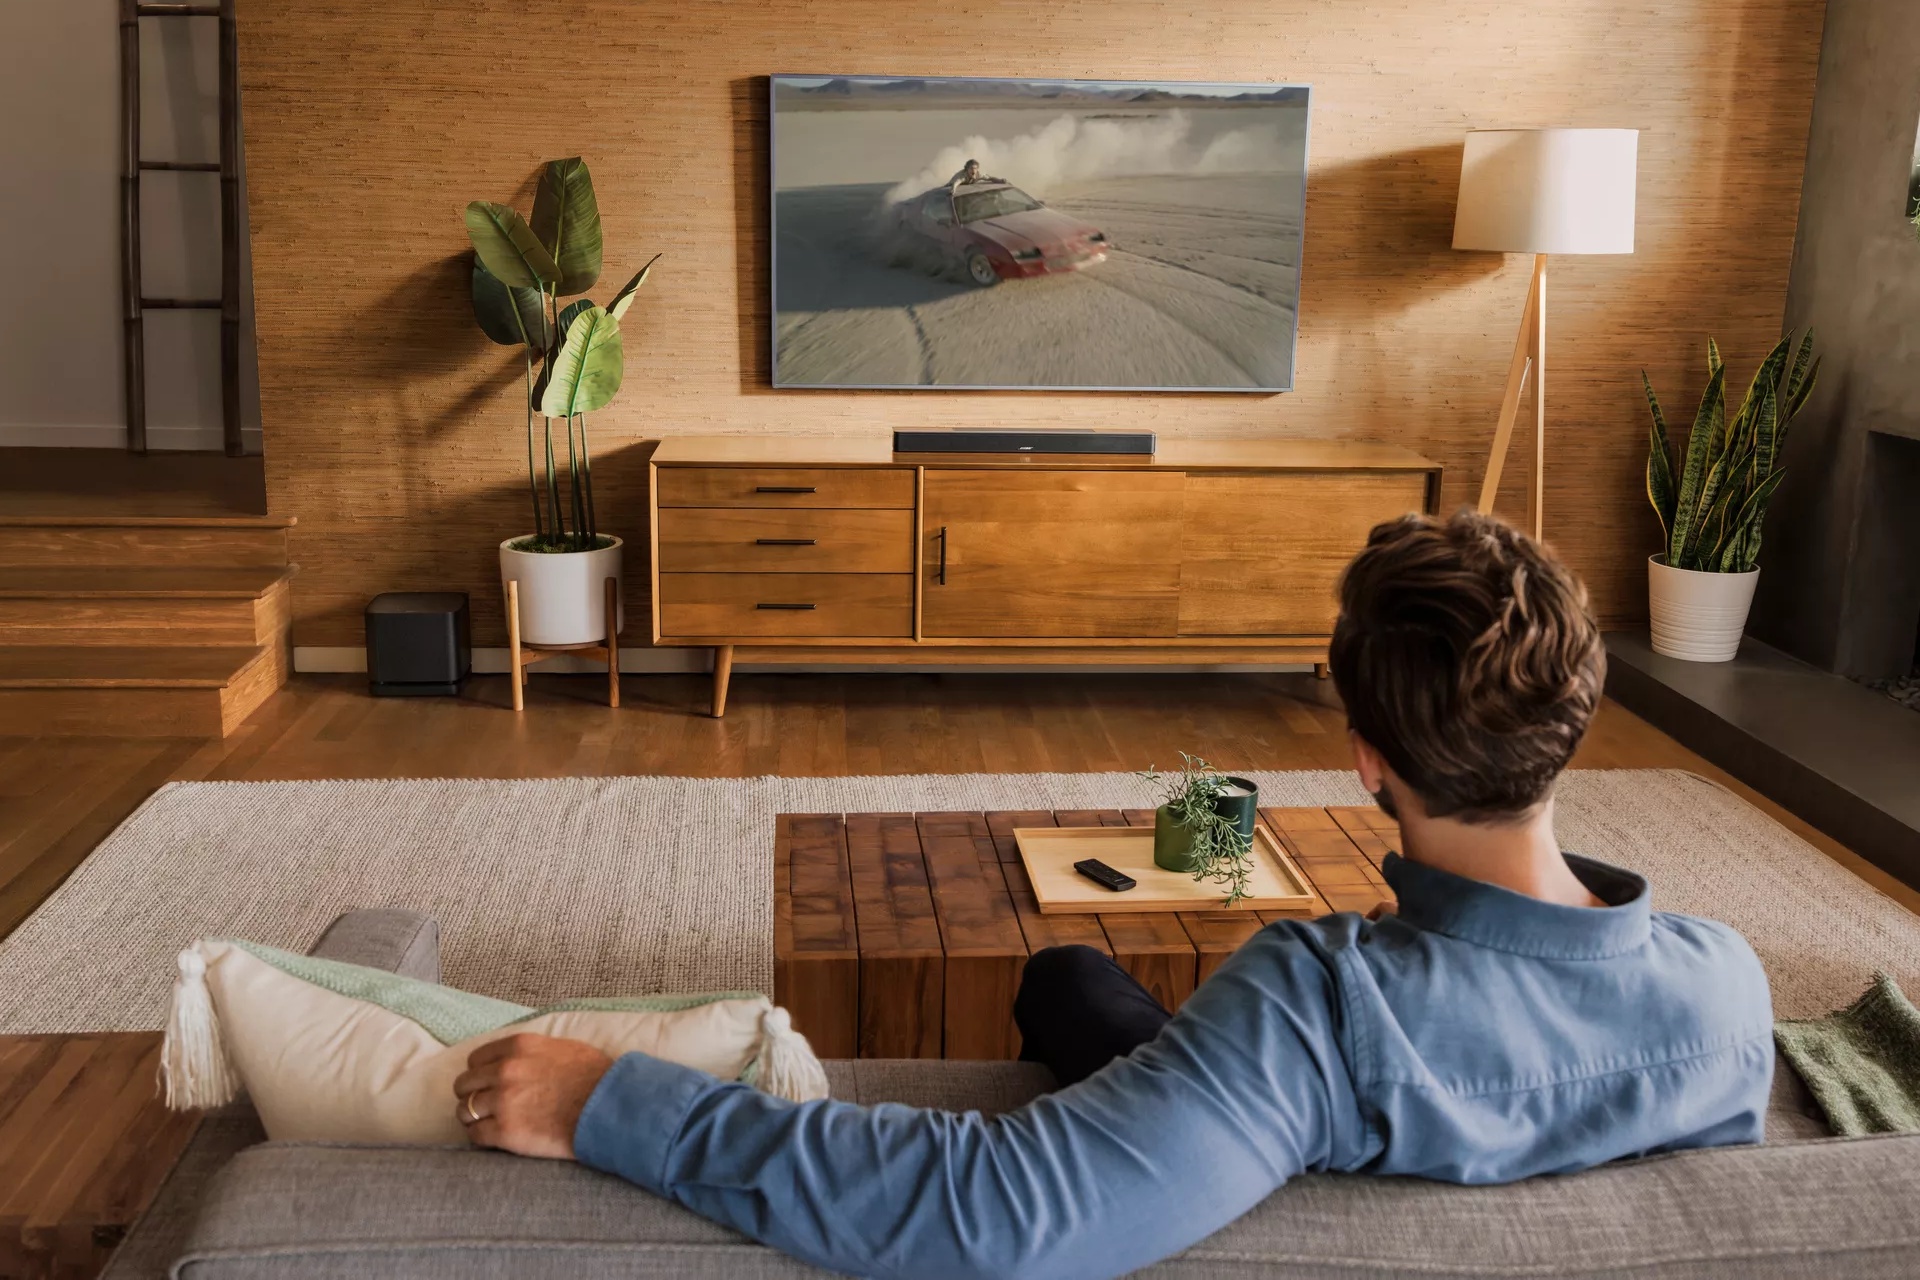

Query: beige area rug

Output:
[0, 769, 1912, 1033]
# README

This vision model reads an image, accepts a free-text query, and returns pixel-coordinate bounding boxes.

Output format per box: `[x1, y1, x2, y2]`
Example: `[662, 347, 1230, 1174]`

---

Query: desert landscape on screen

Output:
[772, 76, 1309, 391]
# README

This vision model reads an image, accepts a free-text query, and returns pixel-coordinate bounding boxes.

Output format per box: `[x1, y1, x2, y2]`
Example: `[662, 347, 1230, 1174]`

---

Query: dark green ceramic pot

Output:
[1153, 777, 1259, 872]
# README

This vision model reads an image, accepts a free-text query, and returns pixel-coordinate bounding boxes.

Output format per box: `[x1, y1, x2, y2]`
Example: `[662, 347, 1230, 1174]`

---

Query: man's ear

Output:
[1349, 730, 1388, 794]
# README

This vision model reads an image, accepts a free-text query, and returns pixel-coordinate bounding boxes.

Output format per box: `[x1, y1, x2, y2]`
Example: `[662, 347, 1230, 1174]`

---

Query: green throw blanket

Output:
[1775, 972, 1920, 1136]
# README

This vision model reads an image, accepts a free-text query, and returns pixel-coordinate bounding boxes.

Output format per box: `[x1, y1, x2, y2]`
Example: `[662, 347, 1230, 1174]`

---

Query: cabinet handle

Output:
[754, 538, 817, 546]
[756, 602, 817, 610]
[755, 485, 816, 494]
[936, 525, 948, 585]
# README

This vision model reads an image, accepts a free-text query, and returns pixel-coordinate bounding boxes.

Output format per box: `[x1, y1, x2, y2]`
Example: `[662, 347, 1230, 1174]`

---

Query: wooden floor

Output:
[2, 669, 1916, 942]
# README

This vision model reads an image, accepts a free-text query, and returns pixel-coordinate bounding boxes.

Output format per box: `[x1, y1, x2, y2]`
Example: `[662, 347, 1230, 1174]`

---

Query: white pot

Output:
[1647, 554, 1758, 662]
[499, 536, 624, 647]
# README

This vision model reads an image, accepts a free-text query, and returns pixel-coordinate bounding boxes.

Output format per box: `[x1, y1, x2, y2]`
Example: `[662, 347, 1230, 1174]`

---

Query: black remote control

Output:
[1073, 859, 1137, 892]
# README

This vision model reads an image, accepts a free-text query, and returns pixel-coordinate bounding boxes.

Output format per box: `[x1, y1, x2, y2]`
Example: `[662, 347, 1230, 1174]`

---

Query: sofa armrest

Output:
[307, 909, 440, 981]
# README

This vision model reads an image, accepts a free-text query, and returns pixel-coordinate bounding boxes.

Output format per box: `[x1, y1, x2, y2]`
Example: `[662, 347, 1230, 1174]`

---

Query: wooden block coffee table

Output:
[774, 806, 1398, 1062]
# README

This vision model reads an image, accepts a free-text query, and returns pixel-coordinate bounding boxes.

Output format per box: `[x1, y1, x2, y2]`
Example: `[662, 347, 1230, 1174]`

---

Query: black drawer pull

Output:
[755, 602, 818, 610]
[755, 485, 817, 494]
[754, 538, 817, 546]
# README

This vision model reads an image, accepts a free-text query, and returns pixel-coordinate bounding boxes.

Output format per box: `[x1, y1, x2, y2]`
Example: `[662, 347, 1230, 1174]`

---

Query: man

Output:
[947, 157, 1003, 189]
[452, 511, 1775, 1280]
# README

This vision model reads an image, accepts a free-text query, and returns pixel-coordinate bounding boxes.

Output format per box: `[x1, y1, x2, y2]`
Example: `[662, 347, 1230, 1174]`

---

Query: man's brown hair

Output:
[1328, 510, 1606, 823]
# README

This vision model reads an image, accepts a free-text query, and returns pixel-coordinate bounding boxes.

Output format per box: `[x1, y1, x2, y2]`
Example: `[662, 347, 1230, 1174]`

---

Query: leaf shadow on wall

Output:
[361, 252, 525, 436]
[1300, 142, 1509, 514]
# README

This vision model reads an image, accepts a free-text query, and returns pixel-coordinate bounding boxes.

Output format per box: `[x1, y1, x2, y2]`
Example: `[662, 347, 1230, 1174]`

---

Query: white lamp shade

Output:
[1452, 128, 1638, 254]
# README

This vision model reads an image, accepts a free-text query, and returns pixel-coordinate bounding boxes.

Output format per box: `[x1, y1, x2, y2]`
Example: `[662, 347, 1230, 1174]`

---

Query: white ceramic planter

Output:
[499, 536, 624, 647]
[1647, 554, 1758, 662]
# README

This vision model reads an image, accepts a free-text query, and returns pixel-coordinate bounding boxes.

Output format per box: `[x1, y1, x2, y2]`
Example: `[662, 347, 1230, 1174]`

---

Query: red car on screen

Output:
[895, 183, 1109, 287]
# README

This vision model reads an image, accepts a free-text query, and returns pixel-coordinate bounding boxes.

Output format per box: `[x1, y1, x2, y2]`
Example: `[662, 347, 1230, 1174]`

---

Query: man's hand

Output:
[453, 1033, 614, 1160]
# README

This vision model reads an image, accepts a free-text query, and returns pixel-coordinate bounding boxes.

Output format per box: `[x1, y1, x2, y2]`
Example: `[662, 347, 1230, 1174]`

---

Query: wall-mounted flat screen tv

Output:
[770, 74, 1310, 392]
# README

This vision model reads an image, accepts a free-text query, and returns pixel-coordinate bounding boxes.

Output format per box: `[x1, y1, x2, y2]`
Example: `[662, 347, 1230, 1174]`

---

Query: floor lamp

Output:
[1452, 128, 1638, 540]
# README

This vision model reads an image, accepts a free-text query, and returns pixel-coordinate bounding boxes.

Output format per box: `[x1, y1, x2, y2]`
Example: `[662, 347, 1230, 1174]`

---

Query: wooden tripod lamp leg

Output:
[507, 578, 524, 713]
[1530, 254, 1547, 542]
[711, 645, 734, 719]
[604, 576, 620, 709]
[1476, 253, 1546, 526]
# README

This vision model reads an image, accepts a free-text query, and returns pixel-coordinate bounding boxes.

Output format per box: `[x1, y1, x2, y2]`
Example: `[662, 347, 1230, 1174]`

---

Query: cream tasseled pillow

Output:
[161, 938, 828, 1143]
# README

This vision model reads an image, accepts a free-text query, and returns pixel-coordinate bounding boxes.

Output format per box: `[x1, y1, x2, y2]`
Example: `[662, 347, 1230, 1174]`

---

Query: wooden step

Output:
[0, 567, 295, 646]
[0, 644, 287, 737]
[0, 515, 294, 569]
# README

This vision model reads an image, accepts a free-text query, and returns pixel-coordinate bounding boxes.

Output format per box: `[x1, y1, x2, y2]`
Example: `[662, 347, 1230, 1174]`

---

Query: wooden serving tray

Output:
[1013, 825, 1316, 914]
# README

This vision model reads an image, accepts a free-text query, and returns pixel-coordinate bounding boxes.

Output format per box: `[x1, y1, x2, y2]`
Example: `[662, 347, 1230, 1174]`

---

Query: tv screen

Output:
[770, 75, 1310, 393]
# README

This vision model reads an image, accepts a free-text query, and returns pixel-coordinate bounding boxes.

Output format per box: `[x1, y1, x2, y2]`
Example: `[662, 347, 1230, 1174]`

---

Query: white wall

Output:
[0, 1, 262, 452]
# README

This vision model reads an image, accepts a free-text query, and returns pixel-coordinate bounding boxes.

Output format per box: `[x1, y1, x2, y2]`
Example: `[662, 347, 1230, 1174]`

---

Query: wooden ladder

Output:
[118, 0, 243, 457]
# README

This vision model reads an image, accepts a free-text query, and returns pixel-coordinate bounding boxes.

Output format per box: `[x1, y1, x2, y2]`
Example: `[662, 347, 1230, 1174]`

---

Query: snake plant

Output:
[465, 157, 660, 553]
[1643, 331, 1818, 574]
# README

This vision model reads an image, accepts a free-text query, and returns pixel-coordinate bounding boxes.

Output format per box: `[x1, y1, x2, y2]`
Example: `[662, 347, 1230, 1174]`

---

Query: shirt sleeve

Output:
[572, 927, 1363, 1280]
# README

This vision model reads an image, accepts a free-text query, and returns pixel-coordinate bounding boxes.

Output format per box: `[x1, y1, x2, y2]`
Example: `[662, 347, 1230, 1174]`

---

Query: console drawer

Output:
[657, 508, 914, 573]
[657, 573, 914, 638]
[657, 467, 915, 509]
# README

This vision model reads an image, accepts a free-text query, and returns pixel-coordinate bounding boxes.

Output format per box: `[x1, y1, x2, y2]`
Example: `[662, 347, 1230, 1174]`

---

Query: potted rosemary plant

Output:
[464, 156, 660, 646]
[1140, 755, 1258, 905]
[1642, 331, 1817, 662]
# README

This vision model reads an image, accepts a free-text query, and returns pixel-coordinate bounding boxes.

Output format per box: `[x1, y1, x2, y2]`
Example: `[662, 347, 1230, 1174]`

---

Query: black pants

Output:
[1013, 945, 1172, 1087]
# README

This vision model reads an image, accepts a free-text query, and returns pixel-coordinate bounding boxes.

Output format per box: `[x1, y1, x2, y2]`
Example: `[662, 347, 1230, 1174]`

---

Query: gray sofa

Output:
[104, 910, 1920, 1279]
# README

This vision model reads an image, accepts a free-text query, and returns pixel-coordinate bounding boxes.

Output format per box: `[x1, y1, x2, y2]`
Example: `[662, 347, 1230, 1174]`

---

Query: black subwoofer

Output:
[365, 592, 471, 696]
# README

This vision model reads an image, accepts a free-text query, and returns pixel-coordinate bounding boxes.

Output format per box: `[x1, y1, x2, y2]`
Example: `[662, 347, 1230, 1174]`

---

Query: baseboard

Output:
[0, 421, 265, 454]
[295, 646, 1314, 678]
[294, 646, 710, 675]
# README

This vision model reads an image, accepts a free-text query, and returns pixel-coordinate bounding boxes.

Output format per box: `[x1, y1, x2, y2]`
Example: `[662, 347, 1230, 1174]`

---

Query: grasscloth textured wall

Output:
[235, 0, 1825, 646]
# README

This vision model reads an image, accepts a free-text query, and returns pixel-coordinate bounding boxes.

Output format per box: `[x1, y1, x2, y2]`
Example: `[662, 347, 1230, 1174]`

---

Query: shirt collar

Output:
[1380, 851, 1652, 960]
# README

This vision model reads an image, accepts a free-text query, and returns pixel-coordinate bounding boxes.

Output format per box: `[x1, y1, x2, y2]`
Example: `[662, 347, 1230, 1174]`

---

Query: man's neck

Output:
[1395, 796, 1605, 909]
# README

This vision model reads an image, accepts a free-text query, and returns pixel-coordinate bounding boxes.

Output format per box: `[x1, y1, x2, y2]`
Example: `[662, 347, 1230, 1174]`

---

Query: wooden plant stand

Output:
[506, 577, 620, 711]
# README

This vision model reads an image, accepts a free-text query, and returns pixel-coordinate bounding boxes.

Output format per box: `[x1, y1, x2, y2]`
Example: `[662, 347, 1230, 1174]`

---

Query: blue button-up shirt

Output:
[574, 852, 1774, 1280]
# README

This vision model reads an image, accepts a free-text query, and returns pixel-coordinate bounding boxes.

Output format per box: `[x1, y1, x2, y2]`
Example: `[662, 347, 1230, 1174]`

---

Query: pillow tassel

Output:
[161, 943, 238, 1110]
[753, 1006, 829, 1103]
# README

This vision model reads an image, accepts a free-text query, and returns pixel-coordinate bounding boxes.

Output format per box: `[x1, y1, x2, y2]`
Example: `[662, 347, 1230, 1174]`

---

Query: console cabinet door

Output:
[921, 470, 1184, 638]
[1178, 472, 1431, 635]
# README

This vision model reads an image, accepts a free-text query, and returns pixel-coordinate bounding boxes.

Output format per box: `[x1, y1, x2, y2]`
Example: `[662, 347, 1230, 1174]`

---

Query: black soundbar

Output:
[892, 428, 1156, 456]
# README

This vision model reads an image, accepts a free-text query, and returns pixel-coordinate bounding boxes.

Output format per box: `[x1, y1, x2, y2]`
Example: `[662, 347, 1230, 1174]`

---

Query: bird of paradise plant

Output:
[1643, 331, 1818, 574]
[464, 157, 659, 553]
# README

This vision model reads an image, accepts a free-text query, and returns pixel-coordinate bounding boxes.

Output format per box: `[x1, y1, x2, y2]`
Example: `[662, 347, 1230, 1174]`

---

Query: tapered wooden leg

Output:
[507, 578, 524, 712]
[1477, 253, 1544, 519]
[711, 645, 734, 718]
[604, 576, 620, 709]
[1531, 255, 1547, 542]
[1314, 662, 1329, 680]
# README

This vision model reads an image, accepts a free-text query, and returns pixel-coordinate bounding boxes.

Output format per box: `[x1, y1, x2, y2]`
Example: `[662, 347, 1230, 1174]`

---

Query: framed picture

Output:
[770, 74, 1310, 392]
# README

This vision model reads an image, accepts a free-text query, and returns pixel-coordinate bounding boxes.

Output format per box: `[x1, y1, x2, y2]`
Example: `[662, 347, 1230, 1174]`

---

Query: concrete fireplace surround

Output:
[1610, 0, 1920, 893]
[1605, 633, 1920, 888]
[1749, 0, 1920, 679]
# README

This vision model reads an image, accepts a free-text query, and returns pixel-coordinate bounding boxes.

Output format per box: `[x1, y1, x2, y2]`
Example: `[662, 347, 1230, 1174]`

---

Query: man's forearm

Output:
[573, 933, 1349, 1280]
[574, 1047, 1315, 1280]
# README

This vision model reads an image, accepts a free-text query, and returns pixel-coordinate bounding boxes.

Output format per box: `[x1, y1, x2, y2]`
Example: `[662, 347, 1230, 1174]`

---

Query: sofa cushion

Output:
[823, 1057, 1057, 1109]
[173, 1127, 1920, 1279]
